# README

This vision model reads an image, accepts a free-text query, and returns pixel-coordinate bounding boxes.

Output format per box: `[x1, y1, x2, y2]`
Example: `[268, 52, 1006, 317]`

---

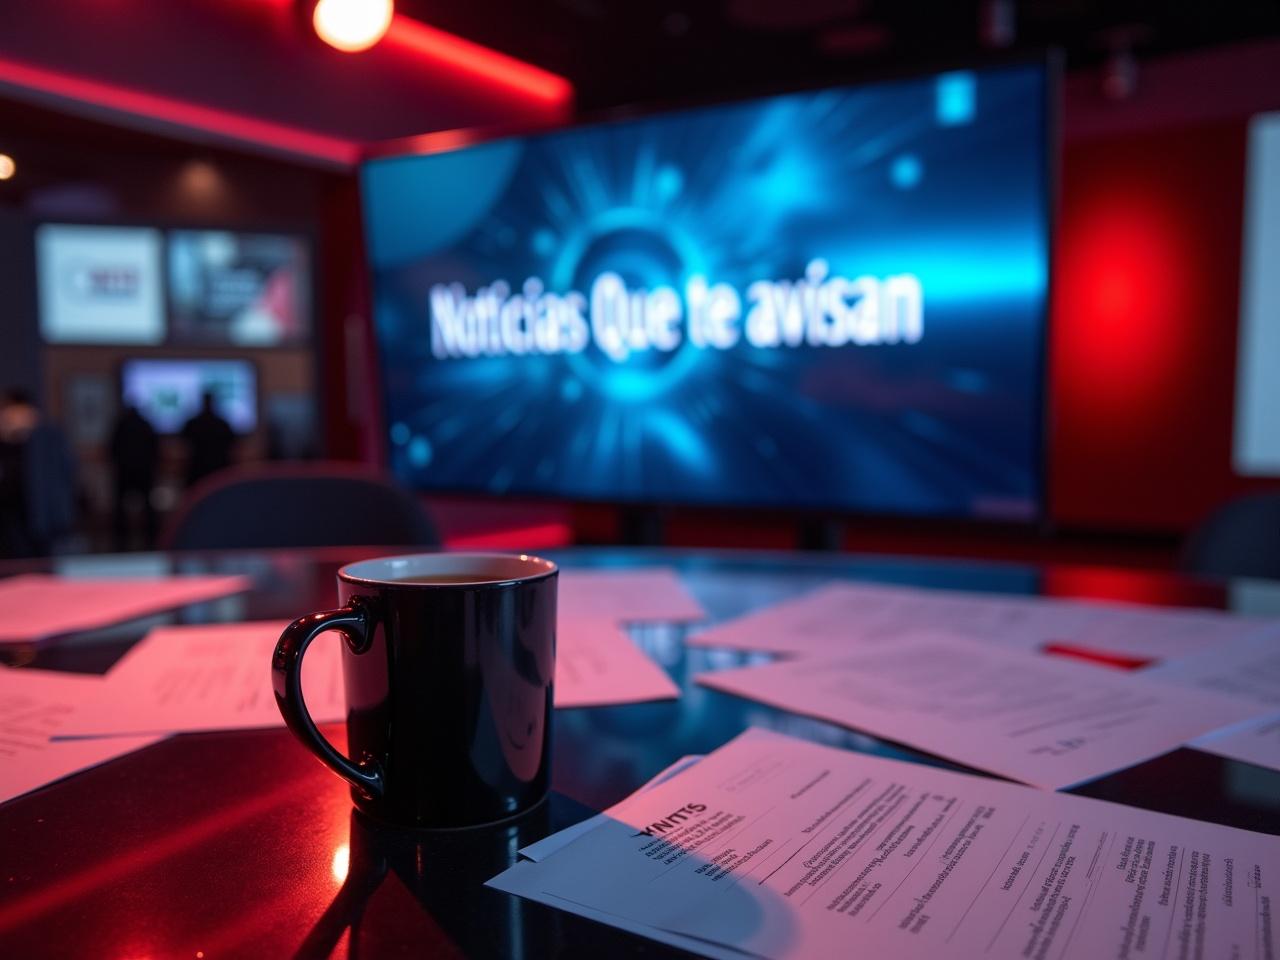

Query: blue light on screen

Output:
[935, 71, 977, 126]
[361, 62, 1048, 519]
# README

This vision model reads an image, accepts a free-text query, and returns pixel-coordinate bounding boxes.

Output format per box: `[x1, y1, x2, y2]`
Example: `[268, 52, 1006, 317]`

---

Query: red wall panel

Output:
[1050, 119, 1271, 532]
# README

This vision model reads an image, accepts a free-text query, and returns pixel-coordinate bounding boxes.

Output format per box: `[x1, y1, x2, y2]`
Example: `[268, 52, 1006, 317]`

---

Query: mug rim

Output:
[338, 551, 558, 589]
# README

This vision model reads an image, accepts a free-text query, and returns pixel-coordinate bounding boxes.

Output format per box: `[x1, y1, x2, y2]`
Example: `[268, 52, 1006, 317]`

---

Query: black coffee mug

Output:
[272, 552, 557, 829]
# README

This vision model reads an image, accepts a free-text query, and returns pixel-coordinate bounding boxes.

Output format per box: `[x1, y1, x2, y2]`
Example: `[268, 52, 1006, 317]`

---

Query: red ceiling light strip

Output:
[383, 15, 572, 109]
[0, 12, 571, 165]
[0, 55, 361, 167]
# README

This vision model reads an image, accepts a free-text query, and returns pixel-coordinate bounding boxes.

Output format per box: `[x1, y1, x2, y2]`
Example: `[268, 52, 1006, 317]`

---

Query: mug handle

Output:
[272, 597, 384, 800]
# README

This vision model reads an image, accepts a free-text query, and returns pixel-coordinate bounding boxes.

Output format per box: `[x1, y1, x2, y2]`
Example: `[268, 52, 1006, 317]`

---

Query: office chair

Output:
[1181, 491, 1280, 581]
[161, 463, 440, 551]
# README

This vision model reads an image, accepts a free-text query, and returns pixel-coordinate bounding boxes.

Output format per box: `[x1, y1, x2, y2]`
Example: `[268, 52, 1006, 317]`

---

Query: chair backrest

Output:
[1181, 491, 1280, 581]
[161, 463, 439, 552]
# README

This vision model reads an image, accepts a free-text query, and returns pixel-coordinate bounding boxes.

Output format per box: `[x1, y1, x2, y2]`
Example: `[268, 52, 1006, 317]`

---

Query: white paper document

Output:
[557, 618, 680, 707]
[489, 727, 1280, 960]
[1142, 628, 1280, 770]
[695, 632, 1263, 789]
[689, 581, 1274, 662]
[61, 622, 346, 738]
[558, 568, 705, 623]
[0, 667, 160, 804]
[1142, 627, 1280, 705]
[0, 573, 252, 643]
[520, 754, 703, 864]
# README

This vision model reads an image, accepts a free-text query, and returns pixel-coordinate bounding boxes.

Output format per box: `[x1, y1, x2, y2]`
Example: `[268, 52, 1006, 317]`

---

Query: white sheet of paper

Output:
[1141, 627, 1280, 769]
[695, 631, 1264, 789]
[61, 622, 345, 737]
[556, 618, 680, 707]
[558, 568, 705, 623]
[0, 667, 161, 804]
[688, 581, 1274, 662]
[1141, 627, 1280, 704]
[520, 754, 702, 864]
[0, 573, 252, 643]
[489, 727, 1280, 960]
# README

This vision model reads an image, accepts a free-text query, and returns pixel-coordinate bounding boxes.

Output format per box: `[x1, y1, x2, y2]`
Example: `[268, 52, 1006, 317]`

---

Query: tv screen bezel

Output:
[360, 52, 1059, 527]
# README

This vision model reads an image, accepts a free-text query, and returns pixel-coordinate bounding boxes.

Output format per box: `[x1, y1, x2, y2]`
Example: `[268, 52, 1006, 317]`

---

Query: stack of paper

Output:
[688, 580, 1274, 662]
[552, 566, 704, 705]
[1141, 628, 1280, 771]
[59, 622, 346, 738]
[558, 567, 705, 623]
[0, 571, 251, 803]
[56, 616, 680, 743]
[2, 580, 695, 805]
[0, 573, 252, 644]
[490, 727, 1280, 960]
[557, 618, 680, 706]
[0, 667, 160, 805]
[686, 581, 1280, 787]
[696, 631, 1265, 789]
[0, 566, 702, 804]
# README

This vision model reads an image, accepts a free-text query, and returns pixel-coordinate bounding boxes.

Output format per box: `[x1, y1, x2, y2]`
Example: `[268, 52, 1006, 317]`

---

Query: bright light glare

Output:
[0, 154, 14, 180]
[313, 0, 394, 53]
[331, 843, 350, 882]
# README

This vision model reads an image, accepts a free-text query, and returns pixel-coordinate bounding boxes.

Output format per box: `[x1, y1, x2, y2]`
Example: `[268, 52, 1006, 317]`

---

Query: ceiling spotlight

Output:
[312, 0, 394, 53]
[0, 154, 14, 181]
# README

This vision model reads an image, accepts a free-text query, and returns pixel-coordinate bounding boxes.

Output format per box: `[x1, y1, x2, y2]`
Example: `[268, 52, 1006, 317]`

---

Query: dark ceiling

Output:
[399, 0, 1280, 113]
[0, 0, 1275, 183]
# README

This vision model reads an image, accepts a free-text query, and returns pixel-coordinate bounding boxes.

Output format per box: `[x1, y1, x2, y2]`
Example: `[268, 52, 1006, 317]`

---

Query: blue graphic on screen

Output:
[362, 63, 1048, 517]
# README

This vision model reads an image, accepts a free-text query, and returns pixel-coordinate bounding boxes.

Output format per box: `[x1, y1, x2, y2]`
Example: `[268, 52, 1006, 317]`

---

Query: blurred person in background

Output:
[109, 403, 160, 549]
[0, 389, 77, 557]
[181, 390, 236, 488]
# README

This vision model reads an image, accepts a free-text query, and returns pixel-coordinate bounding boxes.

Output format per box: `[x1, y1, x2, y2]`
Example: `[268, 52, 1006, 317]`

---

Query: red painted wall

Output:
[1050, 42, 1280, 533]
[1050, 118, 1251, 531]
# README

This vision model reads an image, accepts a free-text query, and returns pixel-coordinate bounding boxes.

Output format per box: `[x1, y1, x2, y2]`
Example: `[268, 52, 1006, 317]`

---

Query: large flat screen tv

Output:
[362, 61, 1051, 519]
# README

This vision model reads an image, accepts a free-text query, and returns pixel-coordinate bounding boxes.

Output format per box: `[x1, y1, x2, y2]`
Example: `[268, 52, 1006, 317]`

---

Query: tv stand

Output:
[619, 506, 665, 546]
[796, 518, 845, 552]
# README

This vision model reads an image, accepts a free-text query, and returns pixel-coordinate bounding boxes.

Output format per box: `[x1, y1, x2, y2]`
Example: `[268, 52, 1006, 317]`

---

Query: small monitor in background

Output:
[120, 358, 257, 434]
[36, 224, 166, 345]
[167, 231, 311, 347]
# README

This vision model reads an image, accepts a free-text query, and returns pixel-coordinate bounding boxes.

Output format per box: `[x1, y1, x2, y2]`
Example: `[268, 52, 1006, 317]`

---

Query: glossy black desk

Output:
[1, 546, 1278, 959]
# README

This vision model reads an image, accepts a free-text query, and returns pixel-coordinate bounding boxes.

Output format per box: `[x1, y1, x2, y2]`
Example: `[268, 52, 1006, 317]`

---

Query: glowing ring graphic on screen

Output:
[551, 207, 709, 403]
